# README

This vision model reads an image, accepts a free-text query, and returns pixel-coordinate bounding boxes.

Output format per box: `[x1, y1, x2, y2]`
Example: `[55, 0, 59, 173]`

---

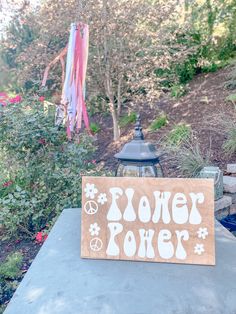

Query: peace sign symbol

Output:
[84, 200, 98, 215]
[90, 237, 103, 252]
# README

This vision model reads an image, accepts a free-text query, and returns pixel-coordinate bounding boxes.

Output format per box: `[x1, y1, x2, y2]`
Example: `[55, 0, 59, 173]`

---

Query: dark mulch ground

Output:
[0, 236, 40, 265]
[92, 65, 236, 175]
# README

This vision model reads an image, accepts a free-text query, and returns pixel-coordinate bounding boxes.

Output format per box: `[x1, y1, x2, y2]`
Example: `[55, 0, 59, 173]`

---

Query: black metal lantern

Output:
[115, 114, 163, 177]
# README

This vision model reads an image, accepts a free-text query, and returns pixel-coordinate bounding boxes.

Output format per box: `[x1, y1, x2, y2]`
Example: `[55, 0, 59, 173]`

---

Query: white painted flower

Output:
[89, 223, 101, 236]
[97, 193, 107, 205]
[197, 227, 208, 239]
[194, 243, 205, 255]
[84, 183, 98, 199]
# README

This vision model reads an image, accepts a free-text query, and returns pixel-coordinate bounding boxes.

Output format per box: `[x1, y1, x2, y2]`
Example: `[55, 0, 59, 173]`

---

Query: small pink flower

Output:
[9, 98, 16, 103]
[91, 160, 96, 164]
[39, 96, 45, 102]
[2, 180, 13, 187]
[38, 138, 46, 145]
[9, 95, 22, 104]
[15, 95, 22, 102]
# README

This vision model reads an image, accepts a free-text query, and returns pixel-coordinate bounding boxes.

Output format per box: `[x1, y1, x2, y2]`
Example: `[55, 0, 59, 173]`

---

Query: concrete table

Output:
[4, 208, 236, 314]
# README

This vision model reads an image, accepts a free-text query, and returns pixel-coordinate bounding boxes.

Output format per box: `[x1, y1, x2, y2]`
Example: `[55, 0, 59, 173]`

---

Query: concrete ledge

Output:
[227, 164, 236, 174]
[215, 195, 232, 211]
[225, 192, 236, 204]
[223, 176, 236, 193]
[4, 208, 236, 314]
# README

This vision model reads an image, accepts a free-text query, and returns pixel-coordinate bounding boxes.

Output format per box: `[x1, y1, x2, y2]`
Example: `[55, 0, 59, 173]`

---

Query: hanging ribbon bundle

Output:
[41, 22, 90, 139]
[62, 23, 90, 139]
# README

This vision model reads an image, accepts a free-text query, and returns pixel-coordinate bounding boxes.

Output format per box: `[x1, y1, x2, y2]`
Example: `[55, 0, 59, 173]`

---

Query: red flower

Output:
[38, 138, 46, 145]
[9, 98, 16, 103]
[9, 95, 22, 104]
[15, 95, 22, 102]
[2, 180, 13, 187]
[39, 96, 45, 102]
[35, 231, 48, 243]
[35, 232, 43, 243]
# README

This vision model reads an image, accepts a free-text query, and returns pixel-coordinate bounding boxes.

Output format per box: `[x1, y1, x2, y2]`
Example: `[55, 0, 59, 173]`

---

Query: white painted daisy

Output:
[194, 243, 205, 255]
[89, 223, 101, 236]
[97, 193, 107, 205]
[197, 227, 208, 240]
[84, 183, 98, 199]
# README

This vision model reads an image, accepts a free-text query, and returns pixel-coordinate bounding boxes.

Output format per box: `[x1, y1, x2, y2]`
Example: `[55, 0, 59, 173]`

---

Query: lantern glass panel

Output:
[117, 164, 140, 177]
[156, 164, 163, 177]
[116, 164, 124, 176]
[140, 165, 156, 177]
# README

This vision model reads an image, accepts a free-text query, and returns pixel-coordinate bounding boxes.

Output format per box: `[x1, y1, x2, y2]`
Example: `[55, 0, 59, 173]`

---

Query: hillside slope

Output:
[92, 64, 236, 176]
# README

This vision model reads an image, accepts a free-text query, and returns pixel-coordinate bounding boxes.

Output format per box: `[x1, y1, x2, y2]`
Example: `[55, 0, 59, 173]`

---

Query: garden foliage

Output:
[1, 0, 236, 139]
[162, 134, 212, 178]
[0, 100, 96, 238]
[0, 252, 23, 312]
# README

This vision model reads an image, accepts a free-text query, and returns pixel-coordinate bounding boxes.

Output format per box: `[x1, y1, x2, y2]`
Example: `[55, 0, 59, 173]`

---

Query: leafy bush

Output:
[167, 124, 191, 146]
[90, 122, 101, 134]
[0, 100, 96, 238]
[0, 252, 23, 280]
[176, 142, 211, 177]
[225, 64, 236, 90]
[0, 280, 17, 312]
[223, 128, 236, 156]
[149, 115, 168, 132]
[204, 111, 236, 157]
[170, 84, 187, 98]
[119, 112, 137, 128]
[162, 135, 211, 177]
[226, 93, 236, 104]
[0, 252, 23, 312]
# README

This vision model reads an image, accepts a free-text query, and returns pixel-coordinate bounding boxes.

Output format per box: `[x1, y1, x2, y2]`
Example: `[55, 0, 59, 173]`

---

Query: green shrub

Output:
[149, 115, 168, 132]
[223, 128, 236, 156]
[119, 112, 137, 128]
[201, 62, 219, 73]
[167, 124, 191, 146]
[0, 100, 96, 238]
[174, 58, 197, 84]
[90, 122, 101, 134]
[0, 252, 23, 312]
[170, 84, 187, 98]
[162, 135, 211, 177]
[0, 280, 17, 313]
[204, 111, 236, 157]
[225, 64, 236, 90]
[226, 93, 236, 104]
[0, 252, 23, 280]
[177, 143, 211, 177]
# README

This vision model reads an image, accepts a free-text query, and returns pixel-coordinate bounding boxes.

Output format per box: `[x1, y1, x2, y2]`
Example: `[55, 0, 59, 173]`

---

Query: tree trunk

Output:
[117, 76, 122, 117]
[109, 101, 120, 141]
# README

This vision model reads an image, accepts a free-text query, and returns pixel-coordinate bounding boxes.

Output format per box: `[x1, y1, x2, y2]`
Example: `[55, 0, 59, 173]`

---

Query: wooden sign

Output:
[81, 176, 215, 265]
